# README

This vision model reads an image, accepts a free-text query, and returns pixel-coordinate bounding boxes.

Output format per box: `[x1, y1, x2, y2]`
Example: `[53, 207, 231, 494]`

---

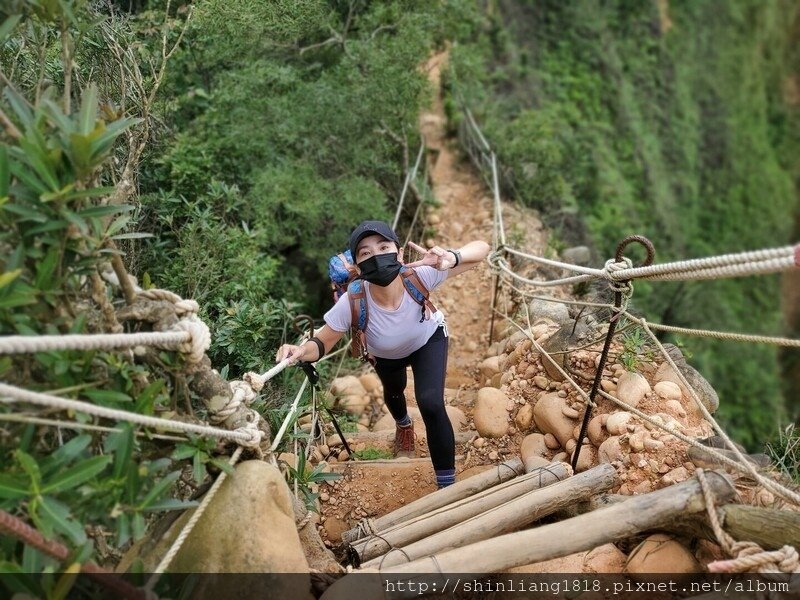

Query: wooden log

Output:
[721, 504, 800, 550]
[380, 471, 735, 577]
[362, 463, 616, 568]
[340, 457, 525, 544]
[329, 429, 475, 446]
[558, 496, 800, 551]
[351, 462, 572, 562]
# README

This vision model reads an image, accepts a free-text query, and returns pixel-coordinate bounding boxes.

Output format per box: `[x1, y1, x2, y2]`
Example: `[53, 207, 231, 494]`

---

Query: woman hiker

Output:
[275, 220, 490, 489]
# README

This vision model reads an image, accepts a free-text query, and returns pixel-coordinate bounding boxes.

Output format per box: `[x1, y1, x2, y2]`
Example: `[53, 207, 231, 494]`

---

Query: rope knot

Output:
[234, 416, 264, 449]
[603, 256, 633, 279]
[244, 371, 266, 392]
[139, 289, 199, 316]
[173, 315, 211, 364]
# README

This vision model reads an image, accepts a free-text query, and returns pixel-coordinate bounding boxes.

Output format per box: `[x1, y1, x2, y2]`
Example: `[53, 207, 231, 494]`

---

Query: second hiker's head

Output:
[349, 220, 401, 263]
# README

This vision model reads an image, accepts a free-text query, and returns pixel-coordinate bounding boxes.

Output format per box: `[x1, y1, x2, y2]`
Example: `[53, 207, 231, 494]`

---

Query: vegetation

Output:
[447, 0, 800, 448]
[0, 0, 797, 582]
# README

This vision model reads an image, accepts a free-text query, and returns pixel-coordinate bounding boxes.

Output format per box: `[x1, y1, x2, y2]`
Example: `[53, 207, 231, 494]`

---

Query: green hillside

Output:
[446, 0, 800, 447]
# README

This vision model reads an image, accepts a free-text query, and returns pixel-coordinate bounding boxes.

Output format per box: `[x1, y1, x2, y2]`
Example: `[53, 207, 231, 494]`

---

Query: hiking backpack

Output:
[327, 251, 437, 362]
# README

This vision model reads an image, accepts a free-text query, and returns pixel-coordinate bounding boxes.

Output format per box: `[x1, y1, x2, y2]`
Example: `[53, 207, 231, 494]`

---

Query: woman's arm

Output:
[275, 324, 345, 365]
[404, 240, 491, 277]
[446, 240, 491, 277]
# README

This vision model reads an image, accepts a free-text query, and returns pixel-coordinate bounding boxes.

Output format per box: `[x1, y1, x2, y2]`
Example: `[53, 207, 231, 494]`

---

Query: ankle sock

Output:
[396, 414, 412, 428]
[435, 468, 456, 489]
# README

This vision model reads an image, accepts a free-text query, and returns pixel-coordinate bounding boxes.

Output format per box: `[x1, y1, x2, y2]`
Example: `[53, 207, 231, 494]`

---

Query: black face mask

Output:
[357, 252, 402, 287]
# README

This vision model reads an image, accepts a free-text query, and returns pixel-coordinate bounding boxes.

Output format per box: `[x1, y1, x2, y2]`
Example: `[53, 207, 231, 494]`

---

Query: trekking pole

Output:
[292, 314, 353, 456]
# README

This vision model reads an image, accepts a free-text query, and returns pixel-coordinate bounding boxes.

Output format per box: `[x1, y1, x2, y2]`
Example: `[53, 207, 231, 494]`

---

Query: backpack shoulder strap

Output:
[400, 267, 437, 317]
[346, 280, 371, 361]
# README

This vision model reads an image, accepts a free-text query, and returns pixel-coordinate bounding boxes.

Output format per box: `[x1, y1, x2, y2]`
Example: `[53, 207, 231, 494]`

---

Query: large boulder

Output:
[655, 362, 719, 414]
[527, 298, 571, 327]
[473, 388, 510, 438]
[358, 373, 382, 394]
[129, 461, 313, 599]
[625, 534, 702, 574]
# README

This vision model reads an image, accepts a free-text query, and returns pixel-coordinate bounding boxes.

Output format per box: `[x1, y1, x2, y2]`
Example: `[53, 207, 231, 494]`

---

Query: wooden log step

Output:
[362, 463, 616, 568]
[350, 462, 572, 562]
[340, 457, 524, 545]
[380, 470, 736, 576]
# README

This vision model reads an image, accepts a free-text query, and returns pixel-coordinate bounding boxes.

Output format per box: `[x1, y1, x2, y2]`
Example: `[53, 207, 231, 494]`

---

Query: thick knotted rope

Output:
[696, 469, 800, 574]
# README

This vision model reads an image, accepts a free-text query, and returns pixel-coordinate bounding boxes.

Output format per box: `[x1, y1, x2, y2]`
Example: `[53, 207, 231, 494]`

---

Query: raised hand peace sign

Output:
[404, 241, 456, 271]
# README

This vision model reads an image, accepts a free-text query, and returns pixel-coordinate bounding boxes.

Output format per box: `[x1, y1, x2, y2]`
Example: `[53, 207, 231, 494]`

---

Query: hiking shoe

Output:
[394, 422, 416, 459]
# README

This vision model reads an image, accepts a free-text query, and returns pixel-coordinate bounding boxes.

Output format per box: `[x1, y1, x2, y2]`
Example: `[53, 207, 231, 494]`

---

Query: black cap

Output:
[349, 220, 400, 259]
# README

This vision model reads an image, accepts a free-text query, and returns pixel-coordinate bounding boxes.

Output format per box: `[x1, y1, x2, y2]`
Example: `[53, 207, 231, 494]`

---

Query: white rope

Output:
[393, 142, 425, 231]
[504, 246, 606, 276]
[0, 331, 190, 355]
[0, 412, 187, 442]
[268, 378, 309, 453]
[491, 254, 596, 287]
[634, 254, 797, 282]
[0, 382, 263, 447]
[146, 446, 243, 588]
[623, 314, 800, 347]
[608, 244, 798, 281]
[491, 153, 506, 249]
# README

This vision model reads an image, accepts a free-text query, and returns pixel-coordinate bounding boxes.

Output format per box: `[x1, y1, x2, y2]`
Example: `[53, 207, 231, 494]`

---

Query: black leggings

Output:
[373, 326, 454, 471]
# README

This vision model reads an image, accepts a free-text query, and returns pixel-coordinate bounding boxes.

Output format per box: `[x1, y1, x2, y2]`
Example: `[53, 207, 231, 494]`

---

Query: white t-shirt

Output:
[324, 266, 448, 359]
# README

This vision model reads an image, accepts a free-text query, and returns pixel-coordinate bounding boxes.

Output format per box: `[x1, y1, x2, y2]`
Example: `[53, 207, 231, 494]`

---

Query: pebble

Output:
[533, 376, 549, 389]
[544, 433, 560, 450]
[488, 450, 499, 460]
[473, 437, 486, 448]
[320, 493, 330, 502]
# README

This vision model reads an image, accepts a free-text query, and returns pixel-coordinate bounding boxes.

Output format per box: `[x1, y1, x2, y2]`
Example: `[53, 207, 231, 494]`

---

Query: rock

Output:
[358, 373, 381, 393]
[584, 543, 627, 573]
[169, 461, 311, 580]
[615, 372, 651, 408]
[553, 451, 569, 463]
[373, 407, 423, 431]
[473, 437, 485, 448]
[488, 450, 499, 461]
[341, 394, 370, 416]
[277, 452, 298, 470]
[632, 479, 652, 494]
[655, 363, 719, 414]
[520, 433, 548, 462]
[543, 433, 560, 450]
[561, 246, 591, 266]
[586, 415, 607, 447]
[605, 412, 633, 435]
[479, 356, 501, 381]
[625, 534, 702, 574]
[527, 298, 571, 327]
[474, 388, 511, 438]
[337, 449, 350, 461]
[446, 405, 468, 431]
[598, 436, 623, 463]
[561, 405, 580, 419]
[533, 376, 549, 390]
[331, 376, 366, 398]
[664, 399, 687, 419]
[654, 381, 682, 401]
[323, 517, 350, 544]
[514, 403, 534, 431]
[661, 466, 689, 485]
[571, 445, 597, 472]
[533, 392, 576, 447]
[541, 347, 566, 382]
[600, 379, 617, 393]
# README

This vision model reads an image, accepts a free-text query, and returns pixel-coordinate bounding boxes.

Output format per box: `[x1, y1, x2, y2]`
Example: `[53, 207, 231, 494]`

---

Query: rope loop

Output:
[138, 288, 200, 316]
[173, 315, 210, 364]
[244, 371, 266, 392]
[698, 469, 800, 574]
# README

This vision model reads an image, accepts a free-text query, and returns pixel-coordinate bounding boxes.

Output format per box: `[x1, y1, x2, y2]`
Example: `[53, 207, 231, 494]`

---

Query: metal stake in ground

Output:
[571, 235, 655, 472]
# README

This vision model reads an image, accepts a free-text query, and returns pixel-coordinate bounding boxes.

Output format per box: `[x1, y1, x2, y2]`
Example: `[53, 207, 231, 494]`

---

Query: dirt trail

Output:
[315, 51, 549, 547]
